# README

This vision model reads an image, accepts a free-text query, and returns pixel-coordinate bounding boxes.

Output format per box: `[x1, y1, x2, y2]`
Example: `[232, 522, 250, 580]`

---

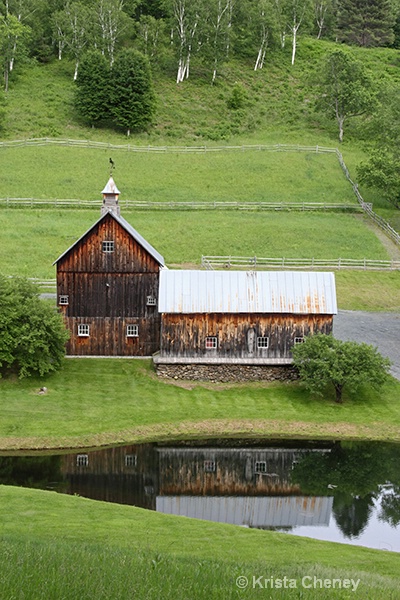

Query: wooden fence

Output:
[201, 255, 400, 271]
[0, 138, 398, 244]
[0, 197, 362, 212]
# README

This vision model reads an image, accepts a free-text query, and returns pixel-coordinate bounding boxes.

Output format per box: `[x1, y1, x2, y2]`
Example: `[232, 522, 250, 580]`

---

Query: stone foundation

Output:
[154, 362, 299, 383]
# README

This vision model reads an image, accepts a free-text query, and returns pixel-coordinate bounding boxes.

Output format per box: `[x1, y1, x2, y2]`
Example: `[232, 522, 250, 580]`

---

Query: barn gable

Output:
[54, 212, 165, 273]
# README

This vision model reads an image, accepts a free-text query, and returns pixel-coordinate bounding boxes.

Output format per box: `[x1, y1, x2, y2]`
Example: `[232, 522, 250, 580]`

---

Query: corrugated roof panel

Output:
[156, 496, 333, 527]
[158, 270, 337, 314]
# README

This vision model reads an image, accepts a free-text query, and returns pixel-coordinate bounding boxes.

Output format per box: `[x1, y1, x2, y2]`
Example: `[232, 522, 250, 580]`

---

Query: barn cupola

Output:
[101, 176, 121, 217]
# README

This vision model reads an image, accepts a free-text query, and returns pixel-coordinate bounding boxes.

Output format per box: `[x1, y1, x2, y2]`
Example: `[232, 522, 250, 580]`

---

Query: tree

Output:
[283, 0, 313, 65]
[110, 48, 155, 135]
[95, 0, 132, 66]
[357, 83, 400, 207]
[337, 0, 395, 47]
[314, 48, 375, 142]
[166, 0, 201, 82]
[292, 333, 391, 403]
[0, 12, 30, 91]
[75, 50, 111, 126]
[52, 2, 93, 79]
[0, 275, 69, 378]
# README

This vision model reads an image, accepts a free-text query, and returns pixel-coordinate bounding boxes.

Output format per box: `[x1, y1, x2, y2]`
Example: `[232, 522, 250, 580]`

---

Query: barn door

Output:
[247, 328, 255, 356]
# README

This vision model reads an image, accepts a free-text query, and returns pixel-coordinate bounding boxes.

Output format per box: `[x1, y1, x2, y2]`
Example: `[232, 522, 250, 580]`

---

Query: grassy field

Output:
[0, 145, 357, 203]
[0, 359, 399, 451]
[1, 485, 400, 600]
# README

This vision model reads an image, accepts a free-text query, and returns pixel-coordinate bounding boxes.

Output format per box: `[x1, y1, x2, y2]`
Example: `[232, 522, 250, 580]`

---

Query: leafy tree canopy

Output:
[75, 50, 111, 126]
[314, 48, 376, 142]
[0, 275, 69, 378]
[292, 333, 391, 403]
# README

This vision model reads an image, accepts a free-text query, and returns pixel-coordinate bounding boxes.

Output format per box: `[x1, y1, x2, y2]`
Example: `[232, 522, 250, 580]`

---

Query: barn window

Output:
[59, 295, 69, 305]
[205, 336, 218, 349]
[125, 454, 137, 467]
[147, 296, 157, 306]
[294, 337, 304, 344]
[76, 454, 89, 467]
[257, 337, 269, 349]
[78, 324, 90, 337]
[255, 461, 267, 473]
[126, 324, 139, 337]
[204, 460, 216, 472]
[102, 240, 114, 253]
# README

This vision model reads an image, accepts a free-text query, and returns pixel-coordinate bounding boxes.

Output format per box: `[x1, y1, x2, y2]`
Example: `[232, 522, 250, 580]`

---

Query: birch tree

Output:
[52, 2, 93, 79]
[314, 0, 332, 39]
[315, 48, 375, 142]
[168, 0, 200, 82]
[252, 0, 276, 70]
[135, 14, 166, 63]
[284, 0, 312, 65]
[273, 0, 287, 48]
[203, 0, 233, 82]
[95, 0, 131, 66]
[0, 12, 30, 91]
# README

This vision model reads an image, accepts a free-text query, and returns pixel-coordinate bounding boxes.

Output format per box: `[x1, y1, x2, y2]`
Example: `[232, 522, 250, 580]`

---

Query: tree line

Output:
[1, 0, 399, 90]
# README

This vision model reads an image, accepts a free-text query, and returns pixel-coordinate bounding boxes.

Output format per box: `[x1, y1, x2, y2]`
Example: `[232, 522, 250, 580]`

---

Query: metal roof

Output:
[158, 270, 337, 314]
[102, 176, 120, 195]
[156, 496, 333, 528]
[53, 211, 165, 267]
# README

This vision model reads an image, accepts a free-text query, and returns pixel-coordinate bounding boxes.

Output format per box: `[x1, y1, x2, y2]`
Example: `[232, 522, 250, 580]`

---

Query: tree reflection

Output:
[291, 442, 400, 538]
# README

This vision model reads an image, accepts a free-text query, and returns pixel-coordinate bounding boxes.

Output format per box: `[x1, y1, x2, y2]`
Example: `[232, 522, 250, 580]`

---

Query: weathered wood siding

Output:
[64, 316, 160, 356]
[56, 213, 161, 355]
[57, 214, 160, 273]
[158, 448, 304, 496]
[160, 313, 333, 359]
[57, 273, 159, 317]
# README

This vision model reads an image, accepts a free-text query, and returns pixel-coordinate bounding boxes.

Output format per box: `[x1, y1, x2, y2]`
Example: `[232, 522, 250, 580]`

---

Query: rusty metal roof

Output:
[158, 270, 337, 314]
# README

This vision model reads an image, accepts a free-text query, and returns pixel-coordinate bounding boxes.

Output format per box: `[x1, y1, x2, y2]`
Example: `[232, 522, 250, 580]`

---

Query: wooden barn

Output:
[54, 177, 165, 356]
[154, 270, 337, 378]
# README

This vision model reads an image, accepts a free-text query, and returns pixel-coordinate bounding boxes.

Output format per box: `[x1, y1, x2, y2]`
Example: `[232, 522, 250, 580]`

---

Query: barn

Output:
[153, 269, 337, 381]
[54, 176, 165, 356]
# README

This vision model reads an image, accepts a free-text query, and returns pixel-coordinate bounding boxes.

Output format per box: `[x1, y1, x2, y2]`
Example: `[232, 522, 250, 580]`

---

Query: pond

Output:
[1, 439, 400, 553]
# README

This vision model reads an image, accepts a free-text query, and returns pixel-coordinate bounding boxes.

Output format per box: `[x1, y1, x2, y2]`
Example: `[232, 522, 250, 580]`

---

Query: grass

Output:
[1, 485, 400, 600]
[0, 145, 357, 203]
[0, 359, 399, 451]
[0, 208, 392, 274]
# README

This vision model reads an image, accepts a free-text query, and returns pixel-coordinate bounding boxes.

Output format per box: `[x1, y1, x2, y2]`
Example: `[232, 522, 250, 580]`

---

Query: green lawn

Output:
[0, 359, 399, 451]
[1, 485, 400, 600]
[0, 145, 356, 204]
[0, 208, 391, 277]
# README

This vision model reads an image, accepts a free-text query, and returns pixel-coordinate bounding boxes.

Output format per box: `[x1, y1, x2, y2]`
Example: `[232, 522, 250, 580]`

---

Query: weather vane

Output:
[109, 157, 115, 176]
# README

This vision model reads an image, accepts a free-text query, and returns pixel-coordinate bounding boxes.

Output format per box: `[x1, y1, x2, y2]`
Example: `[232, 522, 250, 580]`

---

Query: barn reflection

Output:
[59, 442, 333, 529]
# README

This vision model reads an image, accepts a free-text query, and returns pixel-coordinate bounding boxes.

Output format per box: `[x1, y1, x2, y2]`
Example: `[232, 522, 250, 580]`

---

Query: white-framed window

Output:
[255, 461, 267, 473]
[204, 460, 216, 473]
[257, 336, 269, 349]
[147, 296, 157, 306]
[126, 324, 139, 337]
[205, 336, 218, 349]
[76, 454, 89, 467]
[125, 454, 137, 467]
[102, 240, 114, 253]
[78, 324, 90, 337]
[59, 295, 69, 305]
[294, 337, 304, 344]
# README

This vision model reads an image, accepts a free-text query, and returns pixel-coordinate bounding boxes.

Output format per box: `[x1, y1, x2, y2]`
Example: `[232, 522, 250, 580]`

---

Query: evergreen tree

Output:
[337, 0, 395, 47]
[110, 48, 155, 135]
[75, 50, 111, 126]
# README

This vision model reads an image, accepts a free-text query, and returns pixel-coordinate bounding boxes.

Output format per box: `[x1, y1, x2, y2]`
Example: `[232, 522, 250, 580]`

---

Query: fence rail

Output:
[201, 255, 400, 271]
[0, 138, 338, 154]
[0, 197, 363, 212]
[0, 138, 399, 244]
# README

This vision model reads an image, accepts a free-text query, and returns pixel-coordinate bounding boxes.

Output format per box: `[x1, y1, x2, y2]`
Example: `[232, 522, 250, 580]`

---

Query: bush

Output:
[0, 276, 69, 378]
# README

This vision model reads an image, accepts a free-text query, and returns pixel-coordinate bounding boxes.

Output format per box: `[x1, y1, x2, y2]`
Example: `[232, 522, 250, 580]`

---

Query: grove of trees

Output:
[1, 0, 400, 91]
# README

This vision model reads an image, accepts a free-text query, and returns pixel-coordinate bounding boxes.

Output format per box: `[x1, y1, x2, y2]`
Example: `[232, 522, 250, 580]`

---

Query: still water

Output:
[1, 439, 400, 552]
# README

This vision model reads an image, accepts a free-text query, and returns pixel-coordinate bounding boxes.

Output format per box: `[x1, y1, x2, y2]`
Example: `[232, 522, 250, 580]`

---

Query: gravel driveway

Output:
[333, 311, 400, 381]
